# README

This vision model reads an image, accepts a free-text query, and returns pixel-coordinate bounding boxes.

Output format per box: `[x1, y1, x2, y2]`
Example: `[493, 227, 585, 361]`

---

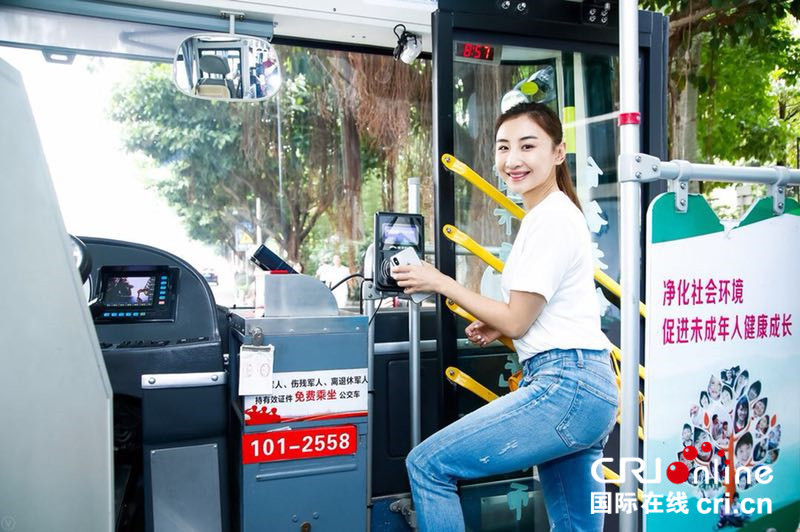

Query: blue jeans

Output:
[406, 348, 618, 532]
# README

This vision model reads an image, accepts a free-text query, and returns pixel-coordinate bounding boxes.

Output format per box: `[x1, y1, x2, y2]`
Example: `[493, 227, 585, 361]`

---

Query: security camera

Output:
[393, 24, 422, 64]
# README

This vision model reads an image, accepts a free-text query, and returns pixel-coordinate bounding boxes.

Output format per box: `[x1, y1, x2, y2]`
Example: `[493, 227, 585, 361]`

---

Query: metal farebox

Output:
[229, 273, 368, 532]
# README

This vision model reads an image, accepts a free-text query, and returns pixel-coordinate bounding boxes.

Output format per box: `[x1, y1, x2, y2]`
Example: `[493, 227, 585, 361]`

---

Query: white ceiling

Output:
[114, 0, 438, 52]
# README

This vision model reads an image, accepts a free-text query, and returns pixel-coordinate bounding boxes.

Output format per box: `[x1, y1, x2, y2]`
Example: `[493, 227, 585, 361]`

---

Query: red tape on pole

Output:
[618, 112, 641, 125]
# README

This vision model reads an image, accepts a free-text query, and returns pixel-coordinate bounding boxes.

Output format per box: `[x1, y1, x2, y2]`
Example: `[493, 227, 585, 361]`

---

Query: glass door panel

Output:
[451, 40, 621, 399]
[447, 39, 621, 531]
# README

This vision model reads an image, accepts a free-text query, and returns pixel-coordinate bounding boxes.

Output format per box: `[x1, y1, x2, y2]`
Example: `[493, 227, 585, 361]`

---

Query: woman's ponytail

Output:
[556, 163, 582, 212]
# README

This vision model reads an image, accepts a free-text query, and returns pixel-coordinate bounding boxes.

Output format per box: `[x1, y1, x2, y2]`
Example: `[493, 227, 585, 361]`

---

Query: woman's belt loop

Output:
[575, 348, 585, 368]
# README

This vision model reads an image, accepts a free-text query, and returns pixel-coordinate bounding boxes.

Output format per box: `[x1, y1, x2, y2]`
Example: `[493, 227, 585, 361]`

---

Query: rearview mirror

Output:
[173, 34, 281, 101]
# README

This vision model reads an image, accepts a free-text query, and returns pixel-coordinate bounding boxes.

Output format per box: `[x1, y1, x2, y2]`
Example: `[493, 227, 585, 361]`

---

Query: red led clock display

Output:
[456, 42, 495, 61]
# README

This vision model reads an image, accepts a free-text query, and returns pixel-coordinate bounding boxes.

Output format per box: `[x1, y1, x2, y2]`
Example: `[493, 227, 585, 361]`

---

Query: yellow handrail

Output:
[602, 469, 646, 503]
[611, 346, 646, 381]
[445, 298, 515, 351]
[442, 225, 505, 273]
[441, 154, 526, 220]
[445, 367, 498, 402]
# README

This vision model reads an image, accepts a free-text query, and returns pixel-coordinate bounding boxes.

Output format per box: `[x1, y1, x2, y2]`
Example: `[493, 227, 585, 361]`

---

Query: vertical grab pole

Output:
[410, 298, 422, 447]
[619, 2, 642, 531]
[408, 177, 423, 448]
[365, 293, 376, 530]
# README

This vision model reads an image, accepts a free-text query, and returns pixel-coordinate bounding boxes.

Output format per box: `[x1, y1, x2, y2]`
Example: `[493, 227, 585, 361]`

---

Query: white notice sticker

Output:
[243, 367, 368, 425]
[238, 344, 274, 396]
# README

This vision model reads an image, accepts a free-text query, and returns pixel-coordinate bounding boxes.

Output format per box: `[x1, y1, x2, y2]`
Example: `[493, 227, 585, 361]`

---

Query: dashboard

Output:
[81, 237, 224, 397]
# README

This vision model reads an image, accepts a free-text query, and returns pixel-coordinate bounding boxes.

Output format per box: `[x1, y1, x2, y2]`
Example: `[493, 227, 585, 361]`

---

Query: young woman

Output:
[734, 397, 749, 433]
[391, 102, 617, 532]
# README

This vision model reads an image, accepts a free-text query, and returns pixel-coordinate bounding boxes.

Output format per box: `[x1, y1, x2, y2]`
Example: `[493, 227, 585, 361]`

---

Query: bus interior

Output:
[0, 1, 670, 531]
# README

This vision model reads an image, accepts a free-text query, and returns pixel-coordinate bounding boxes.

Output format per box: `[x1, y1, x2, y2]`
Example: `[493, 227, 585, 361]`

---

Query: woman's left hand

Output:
[391, 261, 450, 294]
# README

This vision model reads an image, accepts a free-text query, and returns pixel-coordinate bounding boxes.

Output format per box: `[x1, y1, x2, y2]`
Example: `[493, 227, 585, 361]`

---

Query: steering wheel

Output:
[69, 234, 92, 284]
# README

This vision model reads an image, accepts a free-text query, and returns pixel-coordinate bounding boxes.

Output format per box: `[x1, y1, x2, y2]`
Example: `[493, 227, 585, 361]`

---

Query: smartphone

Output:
[250, 244, 297, 273]
[390, 248, 432, 304]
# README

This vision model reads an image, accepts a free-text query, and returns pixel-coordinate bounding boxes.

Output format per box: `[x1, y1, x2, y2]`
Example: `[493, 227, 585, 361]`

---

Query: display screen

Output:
[103, 275, 156, 307]
[382, 222, 419, 246]
[455, 42, 495, 61]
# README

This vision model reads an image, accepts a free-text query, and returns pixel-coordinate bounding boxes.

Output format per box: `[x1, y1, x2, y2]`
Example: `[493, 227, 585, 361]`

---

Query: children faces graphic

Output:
[734, 397, 749, 434]
[707, 375, 722, 401]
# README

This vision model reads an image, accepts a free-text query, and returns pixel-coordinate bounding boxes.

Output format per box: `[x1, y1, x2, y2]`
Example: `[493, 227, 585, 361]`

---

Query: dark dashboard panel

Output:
[81, 237, 223, 397]
[79, 238, 230, 531]
[82, 237, 218, 345]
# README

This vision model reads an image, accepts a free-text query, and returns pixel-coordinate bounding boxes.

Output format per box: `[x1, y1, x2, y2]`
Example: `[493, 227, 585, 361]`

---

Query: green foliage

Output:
[639, 1, 800, 168]
[300, 211, 333, 275]
[109, 49, 341, 261]
[109, 63, 246, 250]
[696, 22, 800, 164]
[640, 0, 796, 41]
[110, 47, 432, 272]
[361, 167, 384, 244]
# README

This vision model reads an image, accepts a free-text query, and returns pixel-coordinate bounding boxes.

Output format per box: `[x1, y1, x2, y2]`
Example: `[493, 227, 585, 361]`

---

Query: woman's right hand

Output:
[465, 320, 502, 347]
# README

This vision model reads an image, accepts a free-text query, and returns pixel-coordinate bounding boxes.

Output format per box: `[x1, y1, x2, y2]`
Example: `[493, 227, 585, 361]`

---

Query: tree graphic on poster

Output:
[675, 365, 781, 504]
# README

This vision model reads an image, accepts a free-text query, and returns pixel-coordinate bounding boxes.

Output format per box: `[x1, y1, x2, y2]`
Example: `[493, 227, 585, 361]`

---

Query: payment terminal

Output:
[373, 212, 425, 292]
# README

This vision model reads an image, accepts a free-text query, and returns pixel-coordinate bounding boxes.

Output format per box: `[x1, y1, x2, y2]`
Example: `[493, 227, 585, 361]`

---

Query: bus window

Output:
[0, 43, 432, 309]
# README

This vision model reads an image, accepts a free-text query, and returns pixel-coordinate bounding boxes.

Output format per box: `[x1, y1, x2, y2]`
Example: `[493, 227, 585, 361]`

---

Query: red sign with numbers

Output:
[455, 42, 495, 61]
[242, 425, 357, 464]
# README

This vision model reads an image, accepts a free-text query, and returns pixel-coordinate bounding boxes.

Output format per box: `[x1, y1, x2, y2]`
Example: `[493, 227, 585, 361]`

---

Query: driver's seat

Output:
[195, 55, 235, 99]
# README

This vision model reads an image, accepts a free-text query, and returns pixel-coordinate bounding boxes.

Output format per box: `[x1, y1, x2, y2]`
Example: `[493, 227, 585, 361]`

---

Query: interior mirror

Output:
[173, 34, 281, 101]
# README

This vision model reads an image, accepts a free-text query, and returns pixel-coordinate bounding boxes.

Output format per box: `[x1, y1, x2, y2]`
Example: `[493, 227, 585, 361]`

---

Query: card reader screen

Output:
[103, 275, 156, 307]
[382, 223, 419, 246]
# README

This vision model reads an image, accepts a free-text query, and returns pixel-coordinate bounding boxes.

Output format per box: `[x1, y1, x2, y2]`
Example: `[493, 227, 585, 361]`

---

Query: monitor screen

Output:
[382, 222, 419, 246]
[103, 275, 156, 307]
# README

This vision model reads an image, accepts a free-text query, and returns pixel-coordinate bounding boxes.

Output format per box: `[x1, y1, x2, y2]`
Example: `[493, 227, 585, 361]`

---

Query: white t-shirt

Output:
[500, 191, 610, 362]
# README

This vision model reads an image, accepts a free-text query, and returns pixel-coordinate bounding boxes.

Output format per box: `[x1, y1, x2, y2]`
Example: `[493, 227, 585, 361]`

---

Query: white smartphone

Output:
[389, 247, 433, 304]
